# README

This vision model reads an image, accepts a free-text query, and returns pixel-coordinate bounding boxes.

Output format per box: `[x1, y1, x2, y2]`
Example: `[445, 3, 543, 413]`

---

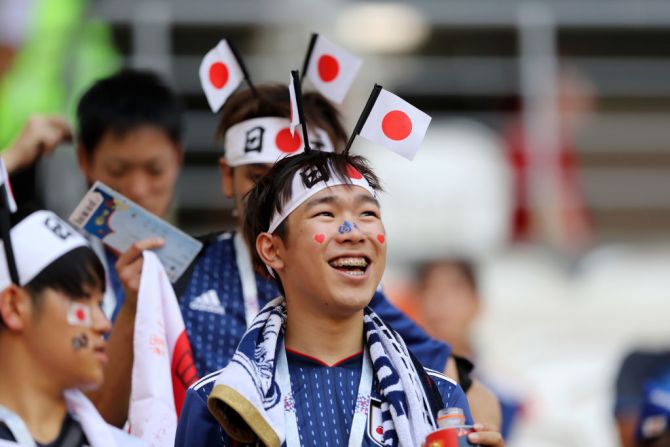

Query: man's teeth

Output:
[329, 257, 368, 268]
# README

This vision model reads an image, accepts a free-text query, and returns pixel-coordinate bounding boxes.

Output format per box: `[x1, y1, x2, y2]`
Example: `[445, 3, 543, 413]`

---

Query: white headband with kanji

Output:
[223, 117, 334, 167]
[0, 210, 89, 290]
[267, 161, 375, 233]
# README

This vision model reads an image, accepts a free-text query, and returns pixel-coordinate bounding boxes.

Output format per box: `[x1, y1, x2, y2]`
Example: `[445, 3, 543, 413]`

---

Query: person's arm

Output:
[443, 382, 504, 447]
[86, 238, 164, 427]
[1, 115, 71, 173]
[448, 355, 502, 431]
[467, 380, 502, 432]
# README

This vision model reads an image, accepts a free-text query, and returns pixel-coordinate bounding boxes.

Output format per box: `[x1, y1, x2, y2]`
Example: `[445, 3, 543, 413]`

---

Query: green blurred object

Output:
[0, 0, 120, 150]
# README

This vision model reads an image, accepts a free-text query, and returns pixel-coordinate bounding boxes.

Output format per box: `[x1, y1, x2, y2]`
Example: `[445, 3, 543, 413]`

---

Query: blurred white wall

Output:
[475, 245, 670, 447]
[358, 118, 512, 267]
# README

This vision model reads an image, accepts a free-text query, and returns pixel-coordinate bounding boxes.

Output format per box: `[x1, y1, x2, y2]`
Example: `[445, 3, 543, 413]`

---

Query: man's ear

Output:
[76, 144, 94, 184]
[0, 285, 31, 331]
[256, 232, 285, 273]
[219, 157, 234, 199]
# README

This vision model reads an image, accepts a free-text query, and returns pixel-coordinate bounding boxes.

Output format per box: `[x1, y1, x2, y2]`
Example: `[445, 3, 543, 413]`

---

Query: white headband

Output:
[0, 211, 89, 290]
[223, 117, 335, 167]
[267, 161, 376, 233]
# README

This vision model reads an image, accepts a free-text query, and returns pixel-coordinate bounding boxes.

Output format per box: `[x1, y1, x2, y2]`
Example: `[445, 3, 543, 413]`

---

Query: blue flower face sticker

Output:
[338, 220, 360, 235]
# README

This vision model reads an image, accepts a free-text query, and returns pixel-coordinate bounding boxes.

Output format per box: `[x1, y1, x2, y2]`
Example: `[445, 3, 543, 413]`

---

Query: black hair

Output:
[0, 211, 106, 328]
[216, 84, 348, 154]
[243, 150, 382, 290]
[416, 258, 478, 292]
[77, 68, 183, 155]
[23, 246, 106, 301]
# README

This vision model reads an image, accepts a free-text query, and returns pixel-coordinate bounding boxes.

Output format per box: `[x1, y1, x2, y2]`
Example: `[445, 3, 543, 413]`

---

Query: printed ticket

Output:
[69, 181, 202, 283]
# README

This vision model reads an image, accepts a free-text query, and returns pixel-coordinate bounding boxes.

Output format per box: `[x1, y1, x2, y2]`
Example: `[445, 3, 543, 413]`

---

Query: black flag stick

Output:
[300, 33, 318, 86]
[342, 84, 382, 155]
[228, 40, 258, 97]
[0, 183, 19, 285]
[291, 70, 311, 152]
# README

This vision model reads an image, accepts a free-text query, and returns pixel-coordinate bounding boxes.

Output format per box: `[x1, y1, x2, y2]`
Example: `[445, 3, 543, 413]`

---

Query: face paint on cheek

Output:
[71, 333, 89, 351]
[377, 234, 385, 244]
[67, 303, 92, 328]
[314, 233, 326, 244]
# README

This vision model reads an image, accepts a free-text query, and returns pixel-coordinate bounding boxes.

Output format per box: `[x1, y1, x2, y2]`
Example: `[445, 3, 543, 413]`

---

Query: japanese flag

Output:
[288, 72, 300, 136]
[199, 39, 244, 112]
[359, 88, 431, 160]
[129, 251, 198, 447]
[305, 34, 362, 104]
[0, 159, 17, 213]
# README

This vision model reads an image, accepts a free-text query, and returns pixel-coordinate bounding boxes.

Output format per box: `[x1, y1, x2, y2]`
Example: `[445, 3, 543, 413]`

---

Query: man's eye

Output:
[361, 210, 379, 218]
[315, 211, 334, 218]
[107, 169, 124, 178]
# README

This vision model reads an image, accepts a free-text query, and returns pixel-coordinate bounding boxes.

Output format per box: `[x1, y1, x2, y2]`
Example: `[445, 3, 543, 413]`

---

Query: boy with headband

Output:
[71, 77, 459, 428]
[174, 84, 499, 425]
[175, 85, 455, 378]
[176, 149, 504, 446]
[0, 207, 144, 446]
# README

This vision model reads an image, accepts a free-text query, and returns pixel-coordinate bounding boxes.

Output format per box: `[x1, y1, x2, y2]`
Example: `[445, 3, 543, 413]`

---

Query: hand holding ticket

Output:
[69, 181, 202, 283]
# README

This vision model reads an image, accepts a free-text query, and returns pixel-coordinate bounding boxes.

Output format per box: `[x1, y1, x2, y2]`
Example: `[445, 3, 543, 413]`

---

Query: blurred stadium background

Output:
[3, 1, 670, 446]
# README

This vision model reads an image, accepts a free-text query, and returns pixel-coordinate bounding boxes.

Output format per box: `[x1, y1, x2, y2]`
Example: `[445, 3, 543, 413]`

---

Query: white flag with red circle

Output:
[129, 251, 198, 446]
[305, 34, 362, 104]
[359, 88, 431, 160]
[199, 40, 244, 112]
[288, 73, 300, 136]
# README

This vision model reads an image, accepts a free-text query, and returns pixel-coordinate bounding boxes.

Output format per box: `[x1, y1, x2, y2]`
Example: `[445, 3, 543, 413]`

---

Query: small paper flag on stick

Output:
[345, 85, 431, 161]
[302, 33, 362, 104]
[0, 158, 19, 285]
[288, 72, 300, 136]
[199, 40, 245, 112]
[289, 70, 311, 152]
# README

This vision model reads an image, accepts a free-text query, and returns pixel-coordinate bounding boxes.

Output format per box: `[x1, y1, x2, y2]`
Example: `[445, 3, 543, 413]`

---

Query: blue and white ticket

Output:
[69, 181, 202, 283]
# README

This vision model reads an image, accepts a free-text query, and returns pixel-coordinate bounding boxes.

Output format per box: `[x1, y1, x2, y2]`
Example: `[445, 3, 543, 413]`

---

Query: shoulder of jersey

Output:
[425, 367, 458, 386]
[190, 368, 224, 394]
[217, 231, 234, 241]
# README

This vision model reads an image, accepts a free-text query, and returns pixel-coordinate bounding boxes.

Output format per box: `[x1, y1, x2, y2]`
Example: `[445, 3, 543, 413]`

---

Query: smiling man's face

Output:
[273, 184, 387, 318]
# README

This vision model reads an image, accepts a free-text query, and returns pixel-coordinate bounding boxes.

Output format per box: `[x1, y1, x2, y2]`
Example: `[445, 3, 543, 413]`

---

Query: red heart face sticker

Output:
[377, 234, 385, 244]
[314, 233, 326, 244]
[376, 426, 383, 435]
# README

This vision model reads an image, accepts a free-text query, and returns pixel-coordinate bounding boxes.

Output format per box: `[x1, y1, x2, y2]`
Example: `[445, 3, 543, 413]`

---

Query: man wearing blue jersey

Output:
[174, 85, 453, 377]
[89, 82, 499, 429]
[173, 84, 499, 426]
[176, 149, 503, 446]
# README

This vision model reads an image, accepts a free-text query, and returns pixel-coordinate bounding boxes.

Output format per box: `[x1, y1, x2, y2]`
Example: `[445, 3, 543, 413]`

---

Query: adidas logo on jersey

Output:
[189, 290, 225, 315]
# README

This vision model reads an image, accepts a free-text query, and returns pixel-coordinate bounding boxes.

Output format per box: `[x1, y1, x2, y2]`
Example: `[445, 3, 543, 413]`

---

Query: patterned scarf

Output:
[207, 297, 436, 446]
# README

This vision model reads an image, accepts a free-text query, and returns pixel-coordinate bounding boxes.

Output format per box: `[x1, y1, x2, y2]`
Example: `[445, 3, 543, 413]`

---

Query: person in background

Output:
[0, 209, 144, 446]
[615, 349, 670, 447]
[1, 115, 71, 176]
[73, 68, 182, 426]
[415, 257, 522, 439]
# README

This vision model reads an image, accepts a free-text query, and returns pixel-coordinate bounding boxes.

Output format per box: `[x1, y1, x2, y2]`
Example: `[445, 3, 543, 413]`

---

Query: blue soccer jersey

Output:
[176, 350, 472, 447]
[178, 232, 451, 377]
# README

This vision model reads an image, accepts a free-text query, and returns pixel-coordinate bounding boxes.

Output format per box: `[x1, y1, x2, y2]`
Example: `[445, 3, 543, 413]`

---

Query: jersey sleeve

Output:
[369, 288, 451, 372]
[429, 371, 475, 426]
[176, 387, 229, 447]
